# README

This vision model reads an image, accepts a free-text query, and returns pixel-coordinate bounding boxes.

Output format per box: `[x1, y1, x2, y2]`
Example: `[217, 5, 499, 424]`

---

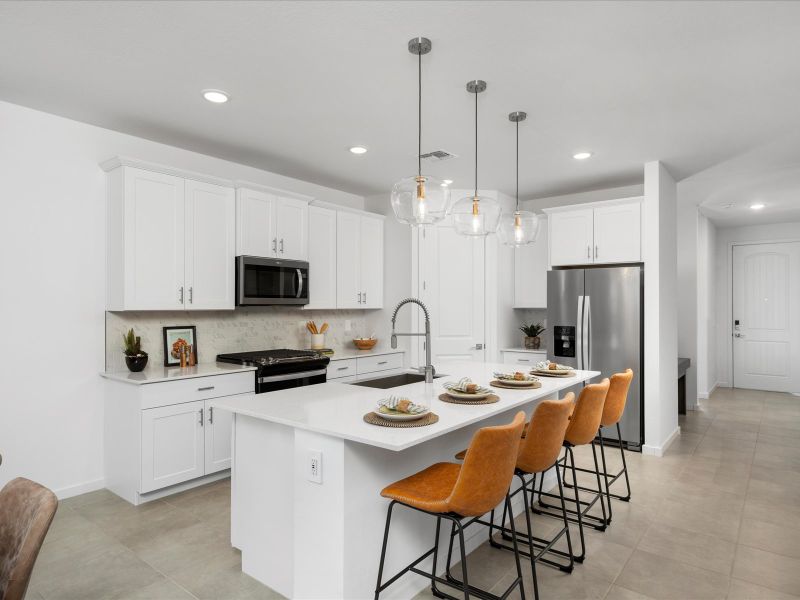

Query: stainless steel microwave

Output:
[236, 256, 309, 306]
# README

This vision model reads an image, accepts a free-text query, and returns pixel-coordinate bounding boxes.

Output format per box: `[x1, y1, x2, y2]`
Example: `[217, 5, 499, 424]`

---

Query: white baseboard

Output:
[698, 381, 720, 400]
[642, 426, 681, 457]
[54, 477, 105, 500]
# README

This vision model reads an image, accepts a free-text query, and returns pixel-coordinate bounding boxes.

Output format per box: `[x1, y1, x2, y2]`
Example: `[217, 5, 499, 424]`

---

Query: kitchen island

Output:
[212, 361, 599, 600]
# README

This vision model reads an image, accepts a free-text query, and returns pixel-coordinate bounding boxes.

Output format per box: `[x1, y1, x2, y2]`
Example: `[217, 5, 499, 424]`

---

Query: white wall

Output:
[713, 220, 800, 388]
[676, 200, 699, 409]
[697, 214, 718, 397]
[0, 100, 363, 497]
[642, 162, 679, 455]
[522, 183, 644, 211]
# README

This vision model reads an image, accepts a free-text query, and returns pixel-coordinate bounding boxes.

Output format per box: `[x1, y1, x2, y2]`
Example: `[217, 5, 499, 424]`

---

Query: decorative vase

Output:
[524, 336, 541, 350]
[310, 333, 325, 349]
[125, 353, 149, 372]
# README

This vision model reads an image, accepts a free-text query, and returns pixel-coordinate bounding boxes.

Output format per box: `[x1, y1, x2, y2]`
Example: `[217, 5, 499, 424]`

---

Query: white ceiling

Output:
[2, 1, 800, 199]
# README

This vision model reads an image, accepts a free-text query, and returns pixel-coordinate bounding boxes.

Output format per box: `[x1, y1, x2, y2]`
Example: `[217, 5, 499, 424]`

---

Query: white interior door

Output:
[418, 222, 485, 365]
[733, 242, 800, 393]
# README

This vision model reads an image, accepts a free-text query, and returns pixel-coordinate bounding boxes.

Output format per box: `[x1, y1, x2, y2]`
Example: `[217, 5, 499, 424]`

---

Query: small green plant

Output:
[123, 328, 147, 356]
[519, 322, 545, 338]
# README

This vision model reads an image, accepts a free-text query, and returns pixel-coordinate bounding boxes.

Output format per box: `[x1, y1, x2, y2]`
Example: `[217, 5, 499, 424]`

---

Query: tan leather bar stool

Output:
[534, 379, 610, 563]
[475, 397, 576, 600]
[565, 369, 634, 524]
[374, 412, 527, 600]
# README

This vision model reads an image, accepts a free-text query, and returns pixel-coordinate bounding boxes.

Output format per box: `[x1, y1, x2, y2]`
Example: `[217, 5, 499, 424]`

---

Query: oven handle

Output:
[258, 368, 327, 384]
[296, 269, 304, 298]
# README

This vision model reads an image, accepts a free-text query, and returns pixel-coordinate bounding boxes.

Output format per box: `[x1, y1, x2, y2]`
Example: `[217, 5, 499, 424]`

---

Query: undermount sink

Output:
[348, 372, 445, 389]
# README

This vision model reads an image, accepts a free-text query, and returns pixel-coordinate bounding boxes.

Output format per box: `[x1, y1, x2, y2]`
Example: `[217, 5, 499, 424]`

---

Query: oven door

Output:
[236, 256, 309, 306]
[256, 368, 327, 394]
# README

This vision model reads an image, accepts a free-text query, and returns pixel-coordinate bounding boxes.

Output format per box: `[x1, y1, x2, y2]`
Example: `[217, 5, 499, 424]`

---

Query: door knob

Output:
[734, 333, 745, 338]
[475, 343, 484, 350]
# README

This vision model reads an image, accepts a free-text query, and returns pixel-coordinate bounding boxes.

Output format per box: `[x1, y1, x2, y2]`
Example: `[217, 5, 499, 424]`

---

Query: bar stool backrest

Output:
[601, 369, 633, 427]
[447, 411, 526, 517]
[564, 379, 610, 446]
[517, 396, 575, 474]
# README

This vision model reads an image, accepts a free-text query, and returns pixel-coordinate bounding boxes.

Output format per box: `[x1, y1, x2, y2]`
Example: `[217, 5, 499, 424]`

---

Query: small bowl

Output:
[353, 338, 378, 350]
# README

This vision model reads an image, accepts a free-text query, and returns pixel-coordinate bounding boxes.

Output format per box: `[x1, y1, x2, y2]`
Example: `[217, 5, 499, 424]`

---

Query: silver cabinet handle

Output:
[363, 291, 367, 304]
[517, 358, 531, 363]
[378, 361, 388, 365]
[208, 406, 214, 424]
[336, 366, 350, 371]
[357, 292, 362, 304]
[587, 245, 591, 259]
[199, 408, 204, 427]
[198, 386, 215, 391]
[272, 238, 277, 253]
[280, 238, 284, 253]
[595, 245, 598, 259]
[179, 286, 184, 304]
[189, 287, 193, 304]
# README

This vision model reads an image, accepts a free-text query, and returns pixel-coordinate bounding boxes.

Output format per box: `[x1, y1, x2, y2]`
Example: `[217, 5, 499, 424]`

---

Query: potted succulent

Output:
[519, 322, 545, 350]
[123, 328, 149, 372]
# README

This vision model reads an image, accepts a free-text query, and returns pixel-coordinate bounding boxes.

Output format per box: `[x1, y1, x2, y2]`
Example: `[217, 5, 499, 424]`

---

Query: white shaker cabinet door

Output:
[274, 196, 308, 261]
[549, 208, 594, 266]
[514, 218, 548, 308]
[141, 400, 205, 493]
[185, 180, 236, 310]
[123, 168, 186, 309]
[593, 201, 641, 263]
[305, 206, 337, 309]
[236, 188, 276, 257]
[336, 211, 361, 308]
[359, 216, 384, 308]
[204, 402, 233, 474]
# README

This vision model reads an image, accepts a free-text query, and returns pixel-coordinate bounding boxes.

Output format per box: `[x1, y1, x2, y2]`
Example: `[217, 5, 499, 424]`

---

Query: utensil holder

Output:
[311, 333, 325, 349]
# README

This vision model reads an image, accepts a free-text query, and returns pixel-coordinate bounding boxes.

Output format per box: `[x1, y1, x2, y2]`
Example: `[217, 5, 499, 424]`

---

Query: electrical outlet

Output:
[344, 320, 352, 333]
[308, 450, 322, 484]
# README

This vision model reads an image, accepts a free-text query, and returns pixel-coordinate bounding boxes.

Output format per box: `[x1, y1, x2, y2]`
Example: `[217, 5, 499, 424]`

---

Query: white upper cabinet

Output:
[105, 162, 235, 311]
[545, 198, 642, 267]
[236, 188, 275, 257]
[235, 188, 308, 260]
[336, 211, 384, 309]
[514, 216, 548, 308]
[359, 216, 384, 308]
[592, 202, 641, 263]
[549, 208, 594, 266]
[185, 180, 236, 309]
[305, 205, 337, 310]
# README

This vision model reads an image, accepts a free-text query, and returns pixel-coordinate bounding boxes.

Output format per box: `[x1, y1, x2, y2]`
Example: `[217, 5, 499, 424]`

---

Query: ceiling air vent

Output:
[420, 150, 458, 162]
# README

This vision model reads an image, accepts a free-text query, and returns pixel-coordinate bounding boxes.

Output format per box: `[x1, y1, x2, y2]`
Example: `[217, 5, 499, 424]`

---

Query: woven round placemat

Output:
[363, 411, 439, 428]
[438, 393, 499, 405]
[490, 379, 542, 390]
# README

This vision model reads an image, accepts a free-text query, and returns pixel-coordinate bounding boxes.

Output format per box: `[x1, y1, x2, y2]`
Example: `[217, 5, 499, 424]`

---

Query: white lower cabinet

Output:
[326, 352, 404, 381]
[501, 350, 548, 366]
[104, 370, 254, 504]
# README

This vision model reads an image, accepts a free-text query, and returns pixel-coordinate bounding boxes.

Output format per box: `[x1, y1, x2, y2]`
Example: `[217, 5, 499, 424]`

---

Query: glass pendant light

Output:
[391, 37, 450, 226]
[498, 111, 540, 246]
[451, 80, 501, 236]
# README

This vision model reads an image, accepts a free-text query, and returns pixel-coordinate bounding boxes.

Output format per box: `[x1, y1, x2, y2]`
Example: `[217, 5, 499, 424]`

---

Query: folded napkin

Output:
[378, 396, 427, 414]
[493, 371, 538, 382]
[443, 377, 490, 394]
[534, 360, 573, 371]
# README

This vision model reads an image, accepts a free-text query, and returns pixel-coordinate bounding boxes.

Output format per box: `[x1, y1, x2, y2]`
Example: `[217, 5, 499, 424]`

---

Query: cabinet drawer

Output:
[328, 359, 357, 380]
[502, 351, 546, 366]
[357, 353, 404, 375]
[140, 371, 254, 409]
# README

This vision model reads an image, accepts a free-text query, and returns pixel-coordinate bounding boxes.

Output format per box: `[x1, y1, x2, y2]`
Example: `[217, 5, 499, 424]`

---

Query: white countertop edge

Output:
[501, 348, 548, 354]
[327, 348, 405, 361]
[101, 362, 257, 384]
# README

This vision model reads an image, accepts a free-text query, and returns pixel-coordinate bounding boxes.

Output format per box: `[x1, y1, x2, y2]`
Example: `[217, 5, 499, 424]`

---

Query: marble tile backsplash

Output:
[512, 308, 549, 349]
[106, 308, 371, 371]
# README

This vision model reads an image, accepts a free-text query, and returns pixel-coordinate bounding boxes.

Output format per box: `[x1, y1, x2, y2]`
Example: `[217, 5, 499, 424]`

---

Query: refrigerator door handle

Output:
[576, 295, 584, 370]
[584, 295, 591, 371]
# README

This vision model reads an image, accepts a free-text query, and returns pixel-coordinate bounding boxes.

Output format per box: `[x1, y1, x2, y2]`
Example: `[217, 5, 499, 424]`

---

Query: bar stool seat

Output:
[380, 463, 461, 513]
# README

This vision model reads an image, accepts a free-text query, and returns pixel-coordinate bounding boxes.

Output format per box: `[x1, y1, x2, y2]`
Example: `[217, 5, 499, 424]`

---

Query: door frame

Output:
[728, 238, 800, 390]
[409, 226, 498, 367]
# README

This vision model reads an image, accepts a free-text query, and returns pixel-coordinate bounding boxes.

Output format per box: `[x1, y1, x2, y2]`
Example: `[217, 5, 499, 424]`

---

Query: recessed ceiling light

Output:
[349, 146, 368, 155]
[573, 152, 593, 160]
[202, 89, 229, 103]
[443, 179, 453, 185]
[750, 203, 765, 210]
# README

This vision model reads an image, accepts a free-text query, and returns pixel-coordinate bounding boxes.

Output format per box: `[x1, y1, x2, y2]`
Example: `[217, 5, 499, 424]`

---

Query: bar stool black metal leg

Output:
[374, 501, 396, 600]
[567, 446, 587, 562]
[431, 516, 444, 598]
[597, 432, 613, 523]
[617, 423, 632, 501]
[590, 442, 608, 529]
[455, 519, 470, 600]
[520, 475, 539, 600]
[554, 460, 575, 573]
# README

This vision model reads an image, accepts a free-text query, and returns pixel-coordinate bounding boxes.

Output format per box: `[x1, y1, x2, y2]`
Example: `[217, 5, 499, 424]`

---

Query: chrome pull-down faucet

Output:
[390, 297, 435, 383]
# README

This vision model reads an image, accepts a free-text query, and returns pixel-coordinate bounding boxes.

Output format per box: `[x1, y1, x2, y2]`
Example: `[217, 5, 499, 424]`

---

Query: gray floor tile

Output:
[637, 522, 736, 575]
[726, 578, 800, 599]
[615, 550, 730, 599]
[733, 545, 800, 596]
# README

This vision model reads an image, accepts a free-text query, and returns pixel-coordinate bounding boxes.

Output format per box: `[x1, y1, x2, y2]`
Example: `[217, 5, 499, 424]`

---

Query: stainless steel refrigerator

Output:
[547, 266, 644, 449]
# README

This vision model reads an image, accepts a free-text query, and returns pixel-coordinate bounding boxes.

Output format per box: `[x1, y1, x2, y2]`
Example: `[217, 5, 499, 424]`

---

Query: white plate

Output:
[444, 388, 493, 400]
[531, 369, 574, 377]
[376, 409, 430, 421]
[494, 377, 539, 386]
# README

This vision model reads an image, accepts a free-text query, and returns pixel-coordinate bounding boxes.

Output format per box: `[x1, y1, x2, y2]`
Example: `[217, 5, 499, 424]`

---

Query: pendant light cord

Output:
[515, 120, 519, 212]
[418, 49, 422, 178]
[474, 88, 478, 198]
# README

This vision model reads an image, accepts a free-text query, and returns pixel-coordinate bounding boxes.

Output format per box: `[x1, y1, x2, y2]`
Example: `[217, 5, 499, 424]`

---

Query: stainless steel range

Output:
[216, 349, 330, 394]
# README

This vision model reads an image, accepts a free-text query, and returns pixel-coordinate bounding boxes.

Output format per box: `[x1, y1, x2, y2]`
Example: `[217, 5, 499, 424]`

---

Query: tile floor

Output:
[26, 387, 800, 600]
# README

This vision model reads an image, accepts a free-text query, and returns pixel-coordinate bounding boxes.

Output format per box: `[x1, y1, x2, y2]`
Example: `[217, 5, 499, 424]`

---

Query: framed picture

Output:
[162, 325, 197, 367]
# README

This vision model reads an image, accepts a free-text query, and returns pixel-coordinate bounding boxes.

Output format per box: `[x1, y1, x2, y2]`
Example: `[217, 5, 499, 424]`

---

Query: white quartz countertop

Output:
[212, 360, 599, 451]
[101, 362, 257, 384]
[502, 348, 548, 354]
[326, 347, 404, 361]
